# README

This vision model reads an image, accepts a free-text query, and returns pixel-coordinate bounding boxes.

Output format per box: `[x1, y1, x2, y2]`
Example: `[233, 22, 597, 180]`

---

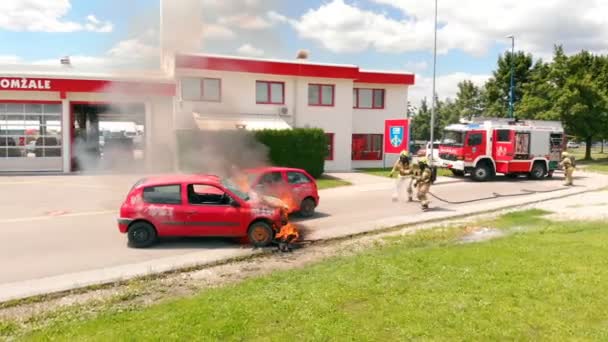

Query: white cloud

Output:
[108, 39, 159, 60]
[0, 0, 113, 33]
[409, 72, 490, 105]
[237, 43, 265, 57]
[218, 14, 272, 30]
[273, 0, 608, 57]
[404, 60, 428, 73]
[203, 24, 236, 40]
[0, 55, 22, 64]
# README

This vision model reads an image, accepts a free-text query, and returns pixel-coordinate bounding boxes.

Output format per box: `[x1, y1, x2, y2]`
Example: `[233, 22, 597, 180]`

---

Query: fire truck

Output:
[438, 118, 565, 182]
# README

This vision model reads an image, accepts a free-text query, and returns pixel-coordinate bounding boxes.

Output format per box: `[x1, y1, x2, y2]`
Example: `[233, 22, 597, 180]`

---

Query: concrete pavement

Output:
[0, 171, 606, 302]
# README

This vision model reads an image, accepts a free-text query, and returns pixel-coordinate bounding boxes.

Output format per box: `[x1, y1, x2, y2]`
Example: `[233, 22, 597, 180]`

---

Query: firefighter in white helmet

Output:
[414, 157, 433, 211]
[389, 150, 414, 202]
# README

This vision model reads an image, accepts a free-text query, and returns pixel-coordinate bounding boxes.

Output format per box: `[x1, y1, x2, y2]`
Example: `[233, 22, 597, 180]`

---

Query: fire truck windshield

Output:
[442, 130, 464, 146]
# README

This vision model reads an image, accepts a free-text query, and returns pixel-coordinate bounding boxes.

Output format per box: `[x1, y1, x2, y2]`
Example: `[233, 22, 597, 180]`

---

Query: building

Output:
[0, 53, 414, 174]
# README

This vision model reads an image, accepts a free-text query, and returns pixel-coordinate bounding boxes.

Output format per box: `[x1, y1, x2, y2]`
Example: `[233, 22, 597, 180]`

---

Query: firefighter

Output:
[560, 151, 575, 186]
[414, 157, 433, 211]
[389, 150, 414, 202]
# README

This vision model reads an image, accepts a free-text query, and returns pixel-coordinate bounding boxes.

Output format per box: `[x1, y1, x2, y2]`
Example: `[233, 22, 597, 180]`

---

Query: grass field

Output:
[7, 209, 608, 340]
[568, 147, 608, 173]
[316, 175, 352, 190]
[359, 167, 454, 178]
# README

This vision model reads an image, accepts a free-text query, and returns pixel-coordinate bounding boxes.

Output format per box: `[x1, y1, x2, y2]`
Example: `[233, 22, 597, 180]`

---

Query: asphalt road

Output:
[0, 172, 598, 288]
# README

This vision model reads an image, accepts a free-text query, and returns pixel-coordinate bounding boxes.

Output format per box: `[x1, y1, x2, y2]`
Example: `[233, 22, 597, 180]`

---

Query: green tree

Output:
[411, 98, 431, 141]
[482, 51, 534, 116]
[454, 80, 482, 120]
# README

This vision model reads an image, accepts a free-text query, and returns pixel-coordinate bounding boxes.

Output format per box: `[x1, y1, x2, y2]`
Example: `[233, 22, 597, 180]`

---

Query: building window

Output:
[325, 133, 334, 160]
[308, 84, 335, 106]
[353, 88, 385, 109]
[0, 102, 62, 159]
[352, 134, 383, 160]
[181, 78, 221, 102]
[256, 81, 284, 104]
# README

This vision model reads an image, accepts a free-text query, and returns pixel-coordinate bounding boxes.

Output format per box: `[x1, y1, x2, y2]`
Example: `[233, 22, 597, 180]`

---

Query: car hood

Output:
[249, 192, 289, 210]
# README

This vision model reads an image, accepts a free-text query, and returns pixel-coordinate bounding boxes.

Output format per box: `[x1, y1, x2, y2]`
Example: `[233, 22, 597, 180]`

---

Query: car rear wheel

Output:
[299, 198, 316, 218]
[128, 221, 158, 248]
[248, 221, 274, 247]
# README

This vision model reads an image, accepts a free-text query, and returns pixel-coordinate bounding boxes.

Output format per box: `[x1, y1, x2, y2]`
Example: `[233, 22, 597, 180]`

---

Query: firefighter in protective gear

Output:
[560, 151, 575, 186]
[389, 150, 414, 202]
[414, 157, 432, 211]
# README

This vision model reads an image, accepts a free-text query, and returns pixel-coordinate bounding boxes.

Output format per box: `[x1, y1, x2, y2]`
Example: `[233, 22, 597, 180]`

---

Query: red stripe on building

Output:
[175, 54, 415, 85]
[0, 77, 176, 96]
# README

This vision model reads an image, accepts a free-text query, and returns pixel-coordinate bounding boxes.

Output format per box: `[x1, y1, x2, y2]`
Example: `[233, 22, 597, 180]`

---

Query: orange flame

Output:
[275, 223, 299, 242]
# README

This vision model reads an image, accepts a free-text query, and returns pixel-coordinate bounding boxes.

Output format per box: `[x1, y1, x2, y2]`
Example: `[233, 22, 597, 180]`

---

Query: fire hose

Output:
[427, 187, 571, 205]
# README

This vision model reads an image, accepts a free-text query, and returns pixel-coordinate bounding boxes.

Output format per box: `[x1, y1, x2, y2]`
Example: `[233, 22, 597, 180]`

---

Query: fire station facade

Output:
[0, 53, 414, 173]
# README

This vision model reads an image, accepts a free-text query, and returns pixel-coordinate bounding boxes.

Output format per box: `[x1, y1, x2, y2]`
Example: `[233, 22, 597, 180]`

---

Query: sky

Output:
[2, 0, 608, 105]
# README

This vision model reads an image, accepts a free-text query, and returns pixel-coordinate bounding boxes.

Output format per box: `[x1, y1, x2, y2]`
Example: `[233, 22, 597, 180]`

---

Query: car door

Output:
[286, 171, 314, 204]
[181, 184, 246, 237]
[141, 184, 186, 236]
[463, 130, 486, 163]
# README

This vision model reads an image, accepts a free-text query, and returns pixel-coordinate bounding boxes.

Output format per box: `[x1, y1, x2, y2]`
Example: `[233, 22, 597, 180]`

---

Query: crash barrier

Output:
[428, 187, 572, 205]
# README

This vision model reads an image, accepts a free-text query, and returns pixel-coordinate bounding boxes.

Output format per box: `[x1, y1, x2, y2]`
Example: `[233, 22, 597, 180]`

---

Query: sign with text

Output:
[0, 78, 52, 90]
[384, 119, 409, 154]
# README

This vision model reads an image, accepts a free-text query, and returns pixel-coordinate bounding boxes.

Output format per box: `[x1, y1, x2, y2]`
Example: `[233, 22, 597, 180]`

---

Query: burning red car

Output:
[117, 174, 288, 248]
[242, 167, 320, 217]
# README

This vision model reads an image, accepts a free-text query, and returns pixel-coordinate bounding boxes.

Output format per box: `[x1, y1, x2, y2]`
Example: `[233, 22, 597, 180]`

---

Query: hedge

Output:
[175, 128, 327, 178]
[254, 128, 326, 178]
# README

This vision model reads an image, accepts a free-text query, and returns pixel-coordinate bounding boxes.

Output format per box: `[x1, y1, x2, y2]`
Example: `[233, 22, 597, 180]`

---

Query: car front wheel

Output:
[128, 221, 158, 248]
[299, 198, 316, 218]
[248, 221, 274, 247]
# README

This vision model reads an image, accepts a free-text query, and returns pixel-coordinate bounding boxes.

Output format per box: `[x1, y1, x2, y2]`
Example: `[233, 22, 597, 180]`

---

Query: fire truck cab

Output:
[438, 118, 565, 182]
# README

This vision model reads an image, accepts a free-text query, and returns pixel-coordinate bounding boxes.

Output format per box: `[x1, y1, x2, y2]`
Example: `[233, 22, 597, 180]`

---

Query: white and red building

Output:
[0, 53, 414, 174]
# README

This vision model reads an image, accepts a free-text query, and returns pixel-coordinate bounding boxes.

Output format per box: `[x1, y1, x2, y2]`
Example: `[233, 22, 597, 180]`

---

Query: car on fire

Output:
[117, 174, 288, 248]
[244, 167, 320, 218]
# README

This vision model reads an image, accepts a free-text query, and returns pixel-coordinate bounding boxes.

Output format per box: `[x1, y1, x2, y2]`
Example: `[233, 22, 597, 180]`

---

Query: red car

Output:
[117, 174, 287, 248]
[244, 167, 320, 217]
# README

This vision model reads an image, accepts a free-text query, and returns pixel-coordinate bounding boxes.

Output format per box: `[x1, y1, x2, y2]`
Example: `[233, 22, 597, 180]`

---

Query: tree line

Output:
[411, 46, 608, 160]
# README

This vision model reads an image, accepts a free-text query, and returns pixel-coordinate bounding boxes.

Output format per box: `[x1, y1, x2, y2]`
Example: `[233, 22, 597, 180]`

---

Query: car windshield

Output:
[442, 130, 464, 146]
[221, 178, 250, 201]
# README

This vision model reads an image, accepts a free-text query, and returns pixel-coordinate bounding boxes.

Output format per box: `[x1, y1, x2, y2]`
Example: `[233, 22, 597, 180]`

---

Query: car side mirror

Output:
[230, 198, 241, 207]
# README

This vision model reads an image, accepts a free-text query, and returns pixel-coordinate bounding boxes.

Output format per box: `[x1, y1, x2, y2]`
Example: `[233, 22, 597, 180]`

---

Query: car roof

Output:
[134, 174, 222, 188]
[245, 166, 306, 174]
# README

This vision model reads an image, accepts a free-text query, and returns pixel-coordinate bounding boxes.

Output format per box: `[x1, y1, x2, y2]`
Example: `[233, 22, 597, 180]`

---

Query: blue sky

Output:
[1, 0, 605, 104]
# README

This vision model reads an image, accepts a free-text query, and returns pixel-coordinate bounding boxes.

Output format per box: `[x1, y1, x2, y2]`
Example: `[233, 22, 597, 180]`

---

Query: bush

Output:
[254, 128, 326, 178]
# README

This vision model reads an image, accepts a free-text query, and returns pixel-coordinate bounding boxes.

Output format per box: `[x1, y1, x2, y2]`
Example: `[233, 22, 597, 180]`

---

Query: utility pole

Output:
[429, 0, 438, 166]
[507, 35, 515, 119]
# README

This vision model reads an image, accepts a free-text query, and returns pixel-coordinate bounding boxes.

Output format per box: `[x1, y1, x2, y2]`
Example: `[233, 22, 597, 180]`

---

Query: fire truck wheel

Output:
[299, 198, 316, 218]
[529, 163, 547, 180]
[248, 221, 274, 247]
[472, 163, 492, 182]
[127, 221, 158, 248]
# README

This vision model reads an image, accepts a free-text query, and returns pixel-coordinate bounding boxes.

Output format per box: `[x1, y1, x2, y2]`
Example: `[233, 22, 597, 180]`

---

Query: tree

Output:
[411, 98, 431, 141]
[482, 51, 534, 117]
[454, 80, 482, 120]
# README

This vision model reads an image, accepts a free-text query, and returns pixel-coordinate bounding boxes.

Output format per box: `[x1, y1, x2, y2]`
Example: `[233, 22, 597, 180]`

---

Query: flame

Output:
[275, 222, 299, 242]
[232, 174, 251, 193]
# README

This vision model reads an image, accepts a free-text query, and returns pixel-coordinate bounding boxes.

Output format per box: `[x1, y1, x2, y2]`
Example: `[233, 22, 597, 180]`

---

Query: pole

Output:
[508, 36, 515, 119]
[429, 0, 438, 166]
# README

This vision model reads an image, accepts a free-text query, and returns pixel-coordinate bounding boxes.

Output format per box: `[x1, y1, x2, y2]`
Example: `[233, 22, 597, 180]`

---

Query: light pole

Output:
[506, 35, 515, 119]
[429, 0, 438, 166]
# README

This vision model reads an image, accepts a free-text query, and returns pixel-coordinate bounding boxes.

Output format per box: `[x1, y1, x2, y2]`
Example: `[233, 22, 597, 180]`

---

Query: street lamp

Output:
[429, 0, 438, 166]
[506, 35, 515, 119]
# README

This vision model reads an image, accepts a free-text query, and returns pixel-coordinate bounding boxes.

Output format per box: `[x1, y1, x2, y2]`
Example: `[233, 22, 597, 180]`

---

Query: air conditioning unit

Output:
[278, 106, 289, 116]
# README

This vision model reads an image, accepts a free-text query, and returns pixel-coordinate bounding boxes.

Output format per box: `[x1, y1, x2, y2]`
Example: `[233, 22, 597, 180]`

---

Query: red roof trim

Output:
[175, 54, 415, 85]
[355, 71, 415, 85]
[0, 77, 176, 96]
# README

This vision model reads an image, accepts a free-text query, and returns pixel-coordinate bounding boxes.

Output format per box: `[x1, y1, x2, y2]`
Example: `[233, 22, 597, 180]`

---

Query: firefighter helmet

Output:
[418, 157, 428, 165]
[400, 150, 410, 158]
[562, 151, 569, 158]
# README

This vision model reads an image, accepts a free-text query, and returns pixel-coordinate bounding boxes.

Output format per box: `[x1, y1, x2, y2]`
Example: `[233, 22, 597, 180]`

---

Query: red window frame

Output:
[308, 84, 335, 107]
[352, 134, 383, 160]
[325, 133, 334, 160]
[256, 81, 285, 105]
[353, 88, 385, 109]
[181, 77, 221, 102]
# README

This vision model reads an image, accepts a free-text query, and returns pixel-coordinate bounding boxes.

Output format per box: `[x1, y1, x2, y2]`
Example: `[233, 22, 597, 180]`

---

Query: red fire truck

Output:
[438, 118, 565, 181]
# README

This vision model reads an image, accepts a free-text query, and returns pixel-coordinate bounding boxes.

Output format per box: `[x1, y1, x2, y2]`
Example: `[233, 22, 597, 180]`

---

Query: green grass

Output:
[10, 209, 608, 340]
[567, 147, 608, 173]
[358, 167, 454, 178]
[316, 175, 352, 190]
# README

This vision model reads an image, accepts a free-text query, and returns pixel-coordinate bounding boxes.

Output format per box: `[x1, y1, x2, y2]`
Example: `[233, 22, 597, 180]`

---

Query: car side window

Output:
[187, 184, 230, 205]
[287, 171, 311, 184]
[467, 133, 483, 146]
[260, 172, 284, 185]
[142, 185, 181, 204]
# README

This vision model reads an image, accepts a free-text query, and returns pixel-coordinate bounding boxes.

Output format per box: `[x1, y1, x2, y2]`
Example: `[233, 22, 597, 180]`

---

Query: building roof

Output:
[175, 53, 415, 85]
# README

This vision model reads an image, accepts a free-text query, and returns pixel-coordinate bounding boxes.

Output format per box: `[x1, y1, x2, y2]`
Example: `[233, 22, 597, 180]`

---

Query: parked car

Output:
[244, 167, 320, 217]
[567, 141, 580, 149]
[416, 141, 441, 161]
[118, 174, 288, 248]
